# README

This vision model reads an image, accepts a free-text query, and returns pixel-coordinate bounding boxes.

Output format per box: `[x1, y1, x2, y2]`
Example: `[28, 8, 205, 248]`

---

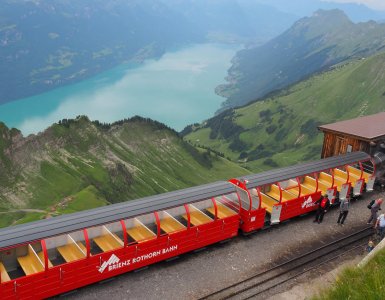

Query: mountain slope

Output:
[0, 116, 249, 228]
[218, 9, 385, 110]
[185, 51, 385, 171]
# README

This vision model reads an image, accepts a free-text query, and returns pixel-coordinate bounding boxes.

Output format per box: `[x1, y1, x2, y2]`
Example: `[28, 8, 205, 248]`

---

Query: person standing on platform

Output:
[314, 194, 330, 224]
[375, 213, 385, 240]
[367, 198, 383, 225]
[337, 197, 350, 225]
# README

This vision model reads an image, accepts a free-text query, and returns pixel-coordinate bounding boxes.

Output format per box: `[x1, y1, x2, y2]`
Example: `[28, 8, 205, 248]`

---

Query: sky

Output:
[323, 0, 385, 10]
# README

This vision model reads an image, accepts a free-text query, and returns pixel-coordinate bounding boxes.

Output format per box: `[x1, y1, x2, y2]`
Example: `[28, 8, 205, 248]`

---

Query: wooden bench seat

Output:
[291, 184, 314, 196]
[347, 166, 364, 179]
[332, 176, 346, 190]
[0, 262, 10, 283]
[183, 206, 212, 226]
[347, 166, 371, 182]
[17, 245, 44, 276]
[159, 216, 186, 233]
[304, 175, 330, 193]
[334, 168, 348, 180]
[207, 204, 237, 219]
[127, 225, 156, 242]
[260, 193, 278, 214]
[336, 168, 362, 187]
[316, 181, 329, 193]
[266, 190, 281, 201]
[94, 233, 123, 252]
[318, 172, 333, 186]
[303, 176, 317, 190]
[267, 185, 297, 202]
[57, 241, 86, 263]
[37, 251, 53, 268]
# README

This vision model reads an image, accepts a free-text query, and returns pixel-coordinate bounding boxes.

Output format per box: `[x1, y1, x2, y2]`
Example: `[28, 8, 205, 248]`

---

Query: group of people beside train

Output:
[313, 194, 385, 240]
[313, 194, 350, 225]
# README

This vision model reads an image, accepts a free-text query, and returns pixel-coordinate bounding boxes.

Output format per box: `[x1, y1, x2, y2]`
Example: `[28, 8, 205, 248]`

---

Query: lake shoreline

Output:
[0, 43, 241, 135]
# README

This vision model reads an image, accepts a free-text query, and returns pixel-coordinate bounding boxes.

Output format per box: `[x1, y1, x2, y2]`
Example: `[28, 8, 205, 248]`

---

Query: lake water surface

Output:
[0, 43, 239, 135]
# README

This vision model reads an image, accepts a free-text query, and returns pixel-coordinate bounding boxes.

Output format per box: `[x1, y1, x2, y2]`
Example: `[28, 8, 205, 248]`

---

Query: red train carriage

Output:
[0, 182, 243, 299]
[0, 152, 379, 299]
[230, 151, 375, 228]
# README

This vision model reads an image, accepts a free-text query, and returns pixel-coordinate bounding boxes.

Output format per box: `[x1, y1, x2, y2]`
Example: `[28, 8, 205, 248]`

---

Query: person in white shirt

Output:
[375, 213, 385, 240]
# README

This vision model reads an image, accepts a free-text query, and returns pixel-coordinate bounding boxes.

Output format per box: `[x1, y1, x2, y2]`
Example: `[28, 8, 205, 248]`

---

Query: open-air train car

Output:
[0, 152, 377, 299]
[230, 151, 375, 227]
[0, 181, 243, 299]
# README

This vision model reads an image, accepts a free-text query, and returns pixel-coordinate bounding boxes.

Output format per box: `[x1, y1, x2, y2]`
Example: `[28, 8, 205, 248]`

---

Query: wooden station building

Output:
[318, 112, 385, 159]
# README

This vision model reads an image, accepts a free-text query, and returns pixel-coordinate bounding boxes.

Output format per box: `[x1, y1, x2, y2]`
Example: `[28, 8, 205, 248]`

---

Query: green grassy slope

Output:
[218, 9, 385, 110]
[185, 52, 385, 172]
[0, 116, 249, 228]
[313, 249, 385, 299]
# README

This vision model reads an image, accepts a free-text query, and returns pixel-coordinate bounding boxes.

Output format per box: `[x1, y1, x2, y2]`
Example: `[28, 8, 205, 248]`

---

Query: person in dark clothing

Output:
[314, 195, 330, 224]
[367, 198, 383, 225]
[337, 198, 350, 225]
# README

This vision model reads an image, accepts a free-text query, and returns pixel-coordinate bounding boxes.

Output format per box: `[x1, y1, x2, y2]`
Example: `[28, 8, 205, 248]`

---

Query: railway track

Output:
[199, 226, 374, 300]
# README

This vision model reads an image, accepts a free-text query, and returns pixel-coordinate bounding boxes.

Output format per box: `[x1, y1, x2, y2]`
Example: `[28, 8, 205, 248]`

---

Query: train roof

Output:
[0, 181, 234, 250]
[242, 151, 371, 189]
[0, 151, 371, 250]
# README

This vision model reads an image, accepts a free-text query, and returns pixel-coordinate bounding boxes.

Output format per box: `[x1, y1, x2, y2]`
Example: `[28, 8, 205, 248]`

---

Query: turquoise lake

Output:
[0, 43, 239, 135]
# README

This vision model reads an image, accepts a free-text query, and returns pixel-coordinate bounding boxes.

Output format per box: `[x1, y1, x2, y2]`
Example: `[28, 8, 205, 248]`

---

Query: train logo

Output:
[301, 196, 315, 209]
[98, 254, 121, 273]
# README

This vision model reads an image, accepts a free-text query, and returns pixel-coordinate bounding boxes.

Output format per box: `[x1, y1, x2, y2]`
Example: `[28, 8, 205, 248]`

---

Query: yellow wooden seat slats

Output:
[318, 172, 333, 186]
[94, 232, 123, 252]
[260, 193, 278, 214]
[332, 176, 346, 190]
[347, 166, 371, 181]
[159, 215, 186, 233]
[303, 176, 317, 190]
[291, 184, 314, 196]
[0, 262, 11, 282]
[267, 185, 297, 202]
[206, 204, 237, 219]
[17, 245, 44, 276]
[304, 176, 328, 193]
[37, 251, 53, 268]
[261, 202, 273, 214]
[127, 221, 156, 242]
[335, 168, 363, 187]
[182, 205, 212, 226]
[334, 168, 348, 181]
[57, 237, 86, 263]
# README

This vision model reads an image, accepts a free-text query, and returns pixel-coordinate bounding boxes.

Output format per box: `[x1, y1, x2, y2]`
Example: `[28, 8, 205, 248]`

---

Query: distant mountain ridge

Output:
[0, 116, 248, 228]
[218, 9, 385, 110]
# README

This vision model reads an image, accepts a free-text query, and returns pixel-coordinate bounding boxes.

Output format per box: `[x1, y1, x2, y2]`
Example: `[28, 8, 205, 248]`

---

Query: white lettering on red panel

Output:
[98, 245, 178, 273]
[301, 196, 314, 209]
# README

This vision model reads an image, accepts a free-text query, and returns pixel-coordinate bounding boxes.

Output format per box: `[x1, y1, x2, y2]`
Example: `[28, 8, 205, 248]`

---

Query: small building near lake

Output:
[318, 112, 385, 158]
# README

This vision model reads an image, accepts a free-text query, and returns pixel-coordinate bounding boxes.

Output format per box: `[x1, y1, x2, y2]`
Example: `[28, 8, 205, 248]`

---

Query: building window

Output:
[347, 144, 352, 153]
